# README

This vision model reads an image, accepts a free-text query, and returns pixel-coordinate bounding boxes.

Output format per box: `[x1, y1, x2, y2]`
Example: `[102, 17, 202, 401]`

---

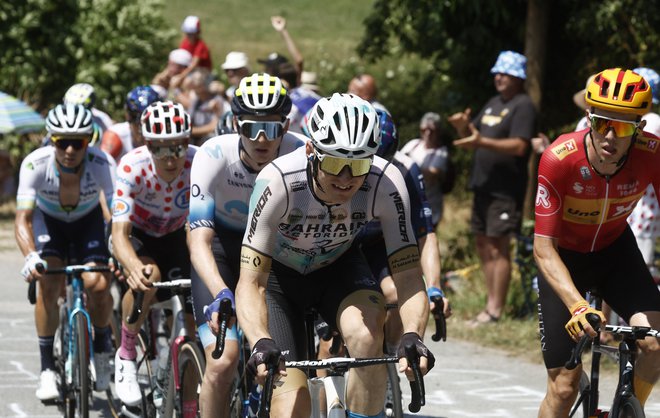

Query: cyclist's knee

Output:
[204, 354, 238, 386]
[84, 272, 111, 293]
[546, 368, 580, 404]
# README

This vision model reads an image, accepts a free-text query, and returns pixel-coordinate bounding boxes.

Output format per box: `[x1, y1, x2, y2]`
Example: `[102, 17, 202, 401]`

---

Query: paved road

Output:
[1, 247, 660, 417]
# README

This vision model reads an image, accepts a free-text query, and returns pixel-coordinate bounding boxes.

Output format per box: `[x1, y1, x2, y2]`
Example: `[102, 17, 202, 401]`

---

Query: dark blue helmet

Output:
[126, 86, 160, 121]
[376, 109, 398, 161]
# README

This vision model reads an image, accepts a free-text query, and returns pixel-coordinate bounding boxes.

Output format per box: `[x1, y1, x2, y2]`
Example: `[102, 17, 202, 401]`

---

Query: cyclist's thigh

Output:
[32, 206, 68, 260]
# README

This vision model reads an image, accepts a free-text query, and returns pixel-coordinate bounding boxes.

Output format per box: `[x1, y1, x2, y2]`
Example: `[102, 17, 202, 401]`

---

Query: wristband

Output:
[427, 286, 444, 299]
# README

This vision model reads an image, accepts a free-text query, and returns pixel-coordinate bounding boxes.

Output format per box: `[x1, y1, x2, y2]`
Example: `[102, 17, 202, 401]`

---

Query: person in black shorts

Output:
[449, 50, 536, 326]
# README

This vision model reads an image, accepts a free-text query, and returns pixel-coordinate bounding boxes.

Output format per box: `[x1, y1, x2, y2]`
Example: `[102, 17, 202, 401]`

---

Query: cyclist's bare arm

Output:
[235, 251, 272, 347]
[419, 232, 450, 316]
[15, 209, 36, 258]
[189, 227, 230, 296]
[112, 221, 151, 291]
[392, 266, 428, 337]
[533, 236, 584, 310]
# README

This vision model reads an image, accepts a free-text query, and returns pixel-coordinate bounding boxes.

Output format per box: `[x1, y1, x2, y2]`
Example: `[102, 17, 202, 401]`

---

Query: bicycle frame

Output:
[65, 272, 96, 385]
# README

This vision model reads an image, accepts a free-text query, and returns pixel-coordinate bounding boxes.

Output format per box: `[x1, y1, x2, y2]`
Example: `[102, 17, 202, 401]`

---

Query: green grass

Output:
[161, 0, 376, 73]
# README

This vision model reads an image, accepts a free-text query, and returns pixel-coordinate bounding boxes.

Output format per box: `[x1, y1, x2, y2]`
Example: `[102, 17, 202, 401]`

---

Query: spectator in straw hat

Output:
[152, 49, 193, 99]
[221, 51, 250, 99]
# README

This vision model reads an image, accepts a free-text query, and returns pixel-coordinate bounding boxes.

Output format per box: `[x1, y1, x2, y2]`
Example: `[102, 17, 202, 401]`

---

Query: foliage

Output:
[0, 0, 175, 117]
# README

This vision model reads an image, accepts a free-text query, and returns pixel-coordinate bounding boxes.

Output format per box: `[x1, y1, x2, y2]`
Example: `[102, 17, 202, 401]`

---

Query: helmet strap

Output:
[309, 152, 325, 194]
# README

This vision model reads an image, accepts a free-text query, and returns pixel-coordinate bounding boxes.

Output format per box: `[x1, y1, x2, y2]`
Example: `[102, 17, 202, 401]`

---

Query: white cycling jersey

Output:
[241, 147, 420, 275]
[101, 121, 134, 162]
[16, 145, 116, 221]
[112, 145, 198, 237]
[189, 132, 307, 233]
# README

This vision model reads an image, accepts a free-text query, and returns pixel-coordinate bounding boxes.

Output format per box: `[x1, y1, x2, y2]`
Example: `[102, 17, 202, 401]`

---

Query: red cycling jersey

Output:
[535, 128, 660, 252]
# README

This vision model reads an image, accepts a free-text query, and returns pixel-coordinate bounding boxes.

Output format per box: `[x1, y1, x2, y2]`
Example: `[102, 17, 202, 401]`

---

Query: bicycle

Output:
[28, 264, 111, 418]
[565, 293, 658, 418]
[117, 278, 205, 418]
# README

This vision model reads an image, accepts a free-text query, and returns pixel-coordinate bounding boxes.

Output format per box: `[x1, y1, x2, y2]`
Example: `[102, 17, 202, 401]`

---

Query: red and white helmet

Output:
[140, 101, 191, 141]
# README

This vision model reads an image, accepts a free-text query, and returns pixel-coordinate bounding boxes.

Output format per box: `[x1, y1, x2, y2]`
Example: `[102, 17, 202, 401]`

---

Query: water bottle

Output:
[244, 384, 261, 418]
[153, 344, 169, 408]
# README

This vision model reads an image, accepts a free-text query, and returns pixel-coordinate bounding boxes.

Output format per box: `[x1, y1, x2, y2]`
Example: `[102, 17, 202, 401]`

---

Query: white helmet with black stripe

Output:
[305, 93, 381, 158]
[46, 104, 94, 136]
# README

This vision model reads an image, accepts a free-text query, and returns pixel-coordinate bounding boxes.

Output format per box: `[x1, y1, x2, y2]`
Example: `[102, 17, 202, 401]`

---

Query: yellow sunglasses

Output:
[590, 114, 640, 138]
[315, 150, 372, 177]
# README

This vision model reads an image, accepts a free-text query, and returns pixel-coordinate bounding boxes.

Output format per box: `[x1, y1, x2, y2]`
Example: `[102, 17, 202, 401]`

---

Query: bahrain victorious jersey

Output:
[240, 147, 420, 275]
[188, 132, 307, 233]
[17, 145, 116, 221]
[534, 129, 660, 252]
[112, 145, 197, 237]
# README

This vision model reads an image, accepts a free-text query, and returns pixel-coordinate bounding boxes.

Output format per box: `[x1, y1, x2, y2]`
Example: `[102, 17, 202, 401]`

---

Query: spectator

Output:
[277, 62, 321, 134]
[259, 16, 304, 85]
[449, 50, 536, 326]
[300, 71, 321, 94]
[348, 73, 390, 114]
[152, 48, 193, 99]
[171, 15, 212, 88]
[221, 51, 250, 99]
[176, 69, 231, 145]
[401, 112, 451, 226]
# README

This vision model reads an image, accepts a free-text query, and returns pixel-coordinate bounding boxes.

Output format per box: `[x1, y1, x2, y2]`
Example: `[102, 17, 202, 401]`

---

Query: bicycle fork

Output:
[66, 278, 95, 385]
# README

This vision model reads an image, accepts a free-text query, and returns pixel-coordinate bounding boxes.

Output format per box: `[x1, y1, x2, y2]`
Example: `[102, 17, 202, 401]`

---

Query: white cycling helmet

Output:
[141, 101, 191, 141]
[63, 83, 96, 109]
[231, 73, 292, 117]
[305, 93, 381, 158]
[46, 104, 94, 136]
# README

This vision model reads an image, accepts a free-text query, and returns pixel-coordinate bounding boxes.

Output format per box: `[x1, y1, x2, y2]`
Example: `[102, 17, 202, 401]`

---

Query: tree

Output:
[0, 0, 175, 116]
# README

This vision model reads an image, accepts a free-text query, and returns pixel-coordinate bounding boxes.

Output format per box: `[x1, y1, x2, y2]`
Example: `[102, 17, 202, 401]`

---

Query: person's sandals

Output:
[467, 310, 500, 328]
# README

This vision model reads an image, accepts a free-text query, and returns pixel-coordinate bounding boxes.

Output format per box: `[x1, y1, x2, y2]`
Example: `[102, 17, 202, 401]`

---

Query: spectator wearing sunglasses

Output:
[15, 104, 117, 400]
[188, 73, 306, 418]
[534, 68, 660, 416]
[109, 101, 199, 406]
[101, 85, 160, 162]
[235, 93, 433, 418]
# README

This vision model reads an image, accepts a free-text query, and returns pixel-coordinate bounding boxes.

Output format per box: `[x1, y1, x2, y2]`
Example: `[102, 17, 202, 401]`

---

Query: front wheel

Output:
[615, 396, 645, 418]
[177, 341, 206, 418]
[384, 362, 403, 418]
[70, 312, 90, 418]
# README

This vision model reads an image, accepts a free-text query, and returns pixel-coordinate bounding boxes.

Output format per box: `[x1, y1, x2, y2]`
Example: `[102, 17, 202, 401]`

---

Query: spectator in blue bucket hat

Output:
[448, 49, 536, 327]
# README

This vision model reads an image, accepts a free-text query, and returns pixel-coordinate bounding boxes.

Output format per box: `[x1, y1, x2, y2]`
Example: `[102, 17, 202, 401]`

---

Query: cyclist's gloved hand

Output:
[397, 332, 435, 373]
[565, 300, 606, 339]
[314, 319, 333, 341]
[427, 286, 444, 301]
[246, 338, 284, 377]
[203, 288, 236, 322]
[21, 251, 47, 281]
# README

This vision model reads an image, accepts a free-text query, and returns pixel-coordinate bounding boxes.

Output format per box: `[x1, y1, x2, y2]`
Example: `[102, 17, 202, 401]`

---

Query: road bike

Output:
[29, 264, 111, 418]
[566, 294, 658, 418]
[117, 278, 205, 418]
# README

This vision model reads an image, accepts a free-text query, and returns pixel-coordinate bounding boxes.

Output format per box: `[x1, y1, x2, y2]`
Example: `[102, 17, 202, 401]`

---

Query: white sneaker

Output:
[36, 369, 59, 401]
[94, 351, 112, 391]
[114, 352, 142, 406]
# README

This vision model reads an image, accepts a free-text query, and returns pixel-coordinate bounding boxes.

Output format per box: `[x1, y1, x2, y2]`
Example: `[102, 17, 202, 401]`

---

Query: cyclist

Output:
[359, 109, 450, 356]
[534, 68, 660, 416]
[110, 101, 198, 407]
[189, 73, 306, 418]
[15, 104, 116, 400]
[63, 82, 115, 144]
[101, 85, 161, 162]
[235, 93, 434, 418]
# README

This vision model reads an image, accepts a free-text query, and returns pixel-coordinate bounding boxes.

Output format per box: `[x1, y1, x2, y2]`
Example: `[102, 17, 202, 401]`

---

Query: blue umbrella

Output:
[0, 91, 45, 134]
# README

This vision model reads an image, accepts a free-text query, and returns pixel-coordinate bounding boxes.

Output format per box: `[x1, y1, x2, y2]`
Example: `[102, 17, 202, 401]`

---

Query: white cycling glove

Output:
[20, 251, 47, 281]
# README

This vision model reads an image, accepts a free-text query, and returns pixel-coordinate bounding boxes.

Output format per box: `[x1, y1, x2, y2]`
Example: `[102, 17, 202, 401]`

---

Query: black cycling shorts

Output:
[266, 245, 382, 361]
[131, 226, 192, 312]
[538, 226, 660, 369]
[471, 192, 522, 237]
[191, 229, 242, 327]
[33, 205, 109, 264]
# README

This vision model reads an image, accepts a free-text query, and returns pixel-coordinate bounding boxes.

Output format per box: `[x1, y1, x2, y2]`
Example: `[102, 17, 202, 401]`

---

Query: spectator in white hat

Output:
[221, 51, 250, 99]
[152, 48, 193, 99]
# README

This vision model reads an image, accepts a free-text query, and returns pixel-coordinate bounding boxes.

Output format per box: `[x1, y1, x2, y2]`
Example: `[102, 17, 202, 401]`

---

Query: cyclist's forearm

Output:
[419, 233, 442, 289]
[15, 210, 36, 256]
[394, 268, 429, 336]
[112, 223, 143, 273]
[534, 237, 584, 309]
[189, 230, 229, 295]
[236, 269, 270, 347]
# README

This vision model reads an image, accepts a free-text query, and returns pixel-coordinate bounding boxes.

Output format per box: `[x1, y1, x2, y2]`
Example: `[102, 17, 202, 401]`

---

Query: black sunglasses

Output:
[52, 136, 89, 150]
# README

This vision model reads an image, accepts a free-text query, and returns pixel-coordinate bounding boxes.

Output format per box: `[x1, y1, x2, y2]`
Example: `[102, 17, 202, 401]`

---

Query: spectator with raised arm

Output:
[449, 50, 535, 327]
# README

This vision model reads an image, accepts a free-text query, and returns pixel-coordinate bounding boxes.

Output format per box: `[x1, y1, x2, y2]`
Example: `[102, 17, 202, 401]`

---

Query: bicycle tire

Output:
[615, 396, 645, 418]
[74, 312, 91, 418]
[177, 341, 206, 418]
[384, 362, 403, 418]
[137, 328, 157, 418]
[578, 371, 590, 418]
[161, 355, 176, 418]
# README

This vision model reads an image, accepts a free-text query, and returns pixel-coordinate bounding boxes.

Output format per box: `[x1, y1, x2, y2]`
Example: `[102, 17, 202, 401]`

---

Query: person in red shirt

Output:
[534, 68, 660, 416]
[171, 15, 212, 89]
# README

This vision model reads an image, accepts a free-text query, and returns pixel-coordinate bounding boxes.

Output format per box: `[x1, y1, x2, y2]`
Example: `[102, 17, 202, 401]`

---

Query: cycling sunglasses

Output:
[51, 136, 89, 150]
[589, 114, 640, 138]
[148, 143, 188, 160]
[236, 119, 286, 141]
[315, 150, 372, 177]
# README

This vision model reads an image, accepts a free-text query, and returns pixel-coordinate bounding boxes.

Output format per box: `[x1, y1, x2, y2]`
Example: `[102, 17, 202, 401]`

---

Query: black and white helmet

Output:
[63, 83, 96, 109]
[46, 104, 94, 136]
[305, 93, 381, 158]
[141, 101, 191, 141]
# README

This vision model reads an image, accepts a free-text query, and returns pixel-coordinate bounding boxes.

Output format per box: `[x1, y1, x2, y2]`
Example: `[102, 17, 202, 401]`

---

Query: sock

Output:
[182, 400, 198, 418]
[38, 336, 55, 371]
[93, 325, 113, 353]
[346, 410, 386, 418]
[118, 324, 138, 360]
[634, 374, 654, 406]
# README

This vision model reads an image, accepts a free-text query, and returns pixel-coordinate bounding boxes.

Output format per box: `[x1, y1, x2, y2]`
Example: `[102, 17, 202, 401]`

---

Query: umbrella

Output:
[0, 91, 45, 134]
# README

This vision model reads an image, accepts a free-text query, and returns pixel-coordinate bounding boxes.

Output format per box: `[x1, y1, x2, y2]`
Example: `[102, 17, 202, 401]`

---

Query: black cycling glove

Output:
[247, 338, 284, 376]
[397, 332, 435, 371]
